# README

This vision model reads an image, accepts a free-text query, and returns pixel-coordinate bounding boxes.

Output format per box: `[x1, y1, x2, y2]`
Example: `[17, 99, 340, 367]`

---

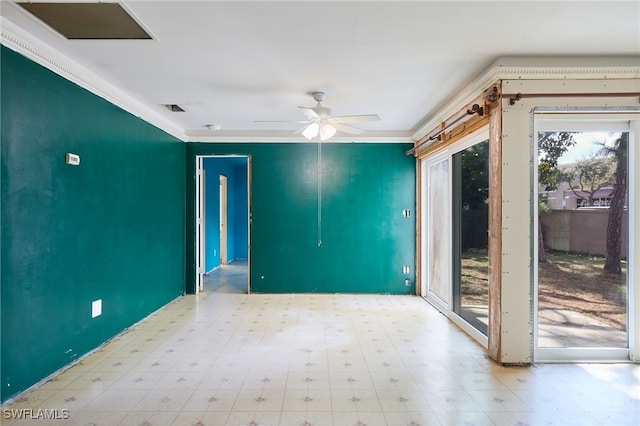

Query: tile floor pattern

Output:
[2, 291, 639, 426]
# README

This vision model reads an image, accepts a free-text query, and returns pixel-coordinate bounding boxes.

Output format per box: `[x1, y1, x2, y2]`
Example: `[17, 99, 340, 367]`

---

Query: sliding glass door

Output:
[421, 155, 450, 311]
[452, 139, 490, 337]
[421, 129, 490, 344]
[534, 113, 635, 361]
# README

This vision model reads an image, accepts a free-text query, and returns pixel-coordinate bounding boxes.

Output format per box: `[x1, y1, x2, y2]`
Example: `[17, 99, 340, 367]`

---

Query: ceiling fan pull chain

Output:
[317, 141, 322, 247]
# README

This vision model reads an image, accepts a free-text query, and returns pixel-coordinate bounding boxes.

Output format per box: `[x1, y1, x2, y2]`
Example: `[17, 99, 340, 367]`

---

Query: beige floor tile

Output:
[82, 388, 149, 411]
[278, 410, 333, 426]
[485, 410, 555, 426]
[199, 411, 231, 425]
[332, 410, 388, 425]
[2, 271, 639, 426]
[224, 410, 281, 425]
[133, 389, 192, 412]
[383, 410, 441, 426]
[63, 410, 127, 426]
[281, 389, 332, 412]
[435, 410, 494, 426]
[118, 410, 179, 425]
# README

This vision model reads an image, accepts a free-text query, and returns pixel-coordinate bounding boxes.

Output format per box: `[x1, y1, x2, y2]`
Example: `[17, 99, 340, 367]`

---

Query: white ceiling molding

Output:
[4, 13, 638, 146]
[0, 16, 188, 142]
[412, 56, 640, 143]
[190, 135, 413, 144]
[1, 16, 409, 145]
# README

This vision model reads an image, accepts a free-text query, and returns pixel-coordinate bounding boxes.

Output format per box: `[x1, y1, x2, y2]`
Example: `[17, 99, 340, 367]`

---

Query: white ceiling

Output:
[2, 0, 639, 142]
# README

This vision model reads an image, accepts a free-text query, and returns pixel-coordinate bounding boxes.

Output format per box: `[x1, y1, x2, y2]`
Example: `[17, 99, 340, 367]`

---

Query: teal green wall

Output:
[1, 47, 186, 403]
[187, 143, 415, 294]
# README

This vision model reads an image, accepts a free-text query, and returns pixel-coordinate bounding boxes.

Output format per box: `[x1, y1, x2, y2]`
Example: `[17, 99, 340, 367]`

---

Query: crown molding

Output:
[186, 129, 413, 144]
[411, 56, 640, 142]
[4, 21, 638, 147]
[0, 16, 411, 146]
[188, 135, 414, 144]
[1, 16, 188, 142]
[490, 56, 640, 79]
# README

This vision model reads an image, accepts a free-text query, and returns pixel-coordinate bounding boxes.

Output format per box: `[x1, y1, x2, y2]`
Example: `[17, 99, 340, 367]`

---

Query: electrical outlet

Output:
[65, 153, 80, 166]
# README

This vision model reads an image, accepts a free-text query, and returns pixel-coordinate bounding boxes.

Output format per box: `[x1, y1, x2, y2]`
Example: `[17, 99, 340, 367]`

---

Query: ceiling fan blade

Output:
[330, 114, 381, 124]
[298, 106, 319, 120]
[319, 124, 337, 141]
[292, 123, 313, 134]
[332, 123, 364, 135]
[254, 120, 297, 123]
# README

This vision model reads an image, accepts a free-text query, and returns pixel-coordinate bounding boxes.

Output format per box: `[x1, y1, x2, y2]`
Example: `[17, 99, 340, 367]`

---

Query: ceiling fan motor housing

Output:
[310, 92, 330, 117]
[311, 91, 326, 102]
[312, 106, 331, 118]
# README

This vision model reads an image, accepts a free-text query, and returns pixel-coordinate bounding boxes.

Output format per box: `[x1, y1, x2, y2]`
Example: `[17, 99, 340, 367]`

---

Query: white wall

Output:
[500, 78, 640, 363]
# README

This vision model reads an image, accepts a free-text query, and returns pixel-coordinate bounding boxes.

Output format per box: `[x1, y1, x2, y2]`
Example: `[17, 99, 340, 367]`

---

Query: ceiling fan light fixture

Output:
[258, 92, 380, 141]
[319, 124, 336, 141]
[302, 122, 319, 140]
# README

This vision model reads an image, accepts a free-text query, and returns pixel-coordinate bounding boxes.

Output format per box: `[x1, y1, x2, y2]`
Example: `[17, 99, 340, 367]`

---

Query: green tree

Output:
[601, 133, 628, 274]
[561, 155, 615, 207]
[460, 141, 489, 210]
[537, 132, 575, 262]
[538, 132, 576, 190]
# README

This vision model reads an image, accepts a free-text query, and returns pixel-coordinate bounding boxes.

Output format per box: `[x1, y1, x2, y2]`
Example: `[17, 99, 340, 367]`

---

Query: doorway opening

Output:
[195, 155, 250, 294]
[452, 139, 489, 337]
[533, 112, 637, 362]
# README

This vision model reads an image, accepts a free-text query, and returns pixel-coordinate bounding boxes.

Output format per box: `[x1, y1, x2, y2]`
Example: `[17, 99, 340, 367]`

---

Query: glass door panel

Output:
[452, 140, 490, 336]
[536, 128, 629, 356]
[422, 157, 450, 309]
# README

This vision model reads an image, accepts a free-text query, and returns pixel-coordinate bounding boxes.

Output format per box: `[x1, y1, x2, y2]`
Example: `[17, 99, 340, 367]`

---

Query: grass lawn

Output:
[460, 250, 627, 331]
[460, 251, 489, 306]
[538, 250, 627, 331]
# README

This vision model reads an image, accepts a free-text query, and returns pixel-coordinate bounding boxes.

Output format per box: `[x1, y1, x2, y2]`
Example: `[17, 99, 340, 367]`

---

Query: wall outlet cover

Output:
[92, 299, 102, 318]
[65, 153, 80, 166]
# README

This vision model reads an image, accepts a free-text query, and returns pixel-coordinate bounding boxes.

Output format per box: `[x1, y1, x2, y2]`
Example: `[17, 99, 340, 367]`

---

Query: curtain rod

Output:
[405, 104, 484, 156]
[407, 90, 639, 156]
[503, 92, 640, 105]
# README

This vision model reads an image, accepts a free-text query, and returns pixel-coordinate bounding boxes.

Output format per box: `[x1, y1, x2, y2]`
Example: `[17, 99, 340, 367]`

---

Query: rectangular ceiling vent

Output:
[164, 104, 186, 112]
[18, 2, 152, 40]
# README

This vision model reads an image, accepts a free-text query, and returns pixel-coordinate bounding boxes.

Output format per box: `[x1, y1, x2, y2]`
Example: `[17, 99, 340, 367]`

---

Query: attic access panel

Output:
[18, 2, 152, 40]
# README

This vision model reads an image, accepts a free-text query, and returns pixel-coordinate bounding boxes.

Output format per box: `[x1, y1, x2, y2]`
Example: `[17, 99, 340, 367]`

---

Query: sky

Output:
[557, 132, 620, 165]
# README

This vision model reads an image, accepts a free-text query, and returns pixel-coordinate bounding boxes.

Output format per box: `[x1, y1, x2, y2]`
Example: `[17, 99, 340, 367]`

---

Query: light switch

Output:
[92, 299, 102, 318]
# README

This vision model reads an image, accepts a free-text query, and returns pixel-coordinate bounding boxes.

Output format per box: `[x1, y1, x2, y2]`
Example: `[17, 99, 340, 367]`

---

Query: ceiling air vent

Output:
[164, 104, 186, 112]
[18, 2, 152, 40]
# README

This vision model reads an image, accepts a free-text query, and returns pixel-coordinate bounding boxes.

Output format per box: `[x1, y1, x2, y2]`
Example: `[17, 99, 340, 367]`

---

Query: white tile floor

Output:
[2, 290, 639, 426]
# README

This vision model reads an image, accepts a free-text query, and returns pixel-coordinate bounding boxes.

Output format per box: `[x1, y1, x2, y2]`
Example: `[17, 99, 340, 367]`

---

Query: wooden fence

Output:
[539, 209, 628, 257]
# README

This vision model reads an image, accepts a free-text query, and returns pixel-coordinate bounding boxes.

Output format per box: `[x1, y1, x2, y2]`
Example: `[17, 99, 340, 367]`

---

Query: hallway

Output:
[203, 261, 248, 294]
[2, 293, 638, 426]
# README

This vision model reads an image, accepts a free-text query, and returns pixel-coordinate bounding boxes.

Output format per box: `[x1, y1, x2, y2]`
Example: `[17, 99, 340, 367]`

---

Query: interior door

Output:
[195, 157, 205, 293]
[219, 174, 228, 265]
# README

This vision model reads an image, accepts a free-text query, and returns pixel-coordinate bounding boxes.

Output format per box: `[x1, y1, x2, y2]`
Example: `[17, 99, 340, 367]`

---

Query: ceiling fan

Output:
[257, 92, 381, 141]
